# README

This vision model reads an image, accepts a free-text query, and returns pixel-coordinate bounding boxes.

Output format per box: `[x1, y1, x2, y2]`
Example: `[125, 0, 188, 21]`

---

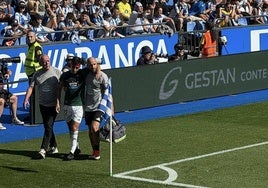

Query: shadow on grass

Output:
[49, 153, 90, 161]
[0, 149, 36, 158]
[0, 149, 64, 160]
[0, 165, 38, 173]
[0, 149, 94, 161]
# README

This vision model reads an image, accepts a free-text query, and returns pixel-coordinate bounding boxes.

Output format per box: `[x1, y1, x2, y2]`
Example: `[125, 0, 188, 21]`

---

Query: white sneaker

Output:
[0, 122, 6, 130]
[47, 147, 58, 154]
[12, 118, 24, 125]
[38, 149, 46, 159]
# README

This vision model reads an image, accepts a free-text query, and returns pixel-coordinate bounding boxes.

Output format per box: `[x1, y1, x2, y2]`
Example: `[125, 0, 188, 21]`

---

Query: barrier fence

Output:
[1, 19, 268, 124]
[30, 50, 268, 124]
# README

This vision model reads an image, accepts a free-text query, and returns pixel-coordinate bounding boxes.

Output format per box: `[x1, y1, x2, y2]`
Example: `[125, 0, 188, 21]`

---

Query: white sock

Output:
[70, 131, 79, 154]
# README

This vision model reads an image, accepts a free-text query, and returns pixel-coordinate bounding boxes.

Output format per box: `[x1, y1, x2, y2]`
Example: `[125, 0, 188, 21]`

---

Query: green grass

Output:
[0, 102, 268, 188]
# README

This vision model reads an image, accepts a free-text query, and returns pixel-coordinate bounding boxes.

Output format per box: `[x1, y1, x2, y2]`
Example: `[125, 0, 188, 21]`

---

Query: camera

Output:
[0, 57, 21, 64]
[154, 53, 169, 63]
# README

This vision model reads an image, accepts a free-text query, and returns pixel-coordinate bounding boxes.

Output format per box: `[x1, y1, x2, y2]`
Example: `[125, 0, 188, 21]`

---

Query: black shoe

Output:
[65, 152, 74, 161]
[74, 148, 81, 155]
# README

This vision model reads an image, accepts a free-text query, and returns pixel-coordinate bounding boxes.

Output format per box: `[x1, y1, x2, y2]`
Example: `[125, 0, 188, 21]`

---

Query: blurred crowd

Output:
[0, 0, 268, 46]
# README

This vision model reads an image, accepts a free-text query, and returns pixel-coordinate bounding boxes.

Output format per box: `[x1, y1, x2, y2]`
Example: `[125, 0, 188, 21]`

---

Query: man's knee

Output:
[9, 95, 17, 103]
[91, 121, 100, 132]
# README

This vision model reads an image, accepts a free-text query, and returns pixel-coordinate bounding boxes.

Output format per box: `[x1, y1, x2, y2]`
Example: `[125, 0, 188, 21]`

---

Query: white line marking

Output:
[114, 141, 268, 187]
[115, 175, 209, 188]
[158, 166, 178, 183]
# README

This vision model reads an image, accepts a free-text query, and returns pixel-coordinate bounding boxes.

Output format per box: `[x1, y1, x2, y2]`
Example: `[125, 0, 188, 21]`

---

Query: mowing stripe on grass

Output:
[114, 141, 268, 187]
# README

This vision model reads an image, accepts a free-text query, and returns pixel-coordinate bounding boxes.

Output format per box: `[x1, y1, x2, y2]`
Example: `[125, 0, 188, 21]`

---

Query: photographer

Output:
[0, 60, 24, 130]
[137, 46, 157, 66]
[168, 43, 187, 61]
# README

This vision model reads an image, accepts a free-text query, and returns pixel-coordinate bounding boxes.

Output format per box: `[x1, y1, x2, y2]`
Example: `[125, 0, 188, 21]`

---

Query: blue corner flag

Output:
[98, 78, 113, 126]
[97, 78, 114, 176]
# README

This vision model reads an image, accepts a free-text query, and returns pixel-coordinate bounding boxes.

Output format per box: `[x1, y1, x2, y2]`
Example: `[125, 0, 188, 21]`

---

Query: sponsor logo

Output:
[250, 29, 268, 51]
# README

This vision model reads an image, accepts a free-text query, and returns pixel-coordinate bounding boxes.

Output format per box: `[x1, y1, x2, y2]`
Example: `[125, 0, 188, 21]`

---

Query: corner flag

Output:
[98, 77, 114, 176]
[98, 78, 113, 125]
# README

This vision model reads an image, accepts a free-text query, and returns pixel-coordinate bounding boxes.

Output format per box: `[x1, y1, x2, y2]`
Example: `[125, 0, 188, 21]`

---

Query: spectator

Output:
[168, 43, 188, 61]
[140, 0, 155, 9]
[75, 11, 96, 40]
[76, 11, 96, 28]
[261, 3, 268, 23]
[57, 12, 80, 41]
[0, 63, 24, 130]
[23, 54, 62, 159]
[203, 0, 219, 21]
[89, 0, 109, 24]
[73, 0, 89, 20]
[244, 0, 254, 15]
[14, 0, 31, 33]
[144, 2, 156, 21]
[128, 2, 154, 34]
[233, 0, 251, 15]
[251, 0, 264, 24]
[156, 0, 171, 16]
[137, 46, 156, 65]
[30, 13, 51, 43]
[0, 7, 12, 23]
[57, 56, 83, 161]
[117, 0, 132, 21]
[82, 57, 109, 160]
[109, 6, 128, 36]
[90, 5, 104, 26]
[200, 21, 217, 57]
[106, 0, 117, 13]
[218, 2, 239, 26]
[43, 1, 62, 30]
[152, 6, 176, 34]
[0, 0, 14, 17]
[169, 0, 190, 31]
[1, 19, 23, 46]
[231, 0, 246, 19]
[59, 0, 73, 19]
[102, 11, 115, 37]
[27, 0, 40, 15]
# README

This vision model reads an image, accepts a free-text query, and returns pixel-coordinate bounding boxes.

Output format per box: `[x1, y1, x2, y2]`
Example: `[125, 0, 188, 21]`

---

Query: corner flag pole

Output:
[110, 112, 113, 176]
[109, 78, 113, 176]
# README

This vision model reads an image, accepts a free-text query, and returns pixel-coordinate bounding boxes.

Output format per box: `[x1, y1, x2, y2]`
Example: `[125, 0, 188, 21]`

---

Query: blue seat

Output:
[186, 21, 205, 32]
[19, 36, 27, 45]
[186, 21, 196, 32]
[0, 22, 8, 45]
[0, 22, 8, 32]
[238, 18, 248, 26]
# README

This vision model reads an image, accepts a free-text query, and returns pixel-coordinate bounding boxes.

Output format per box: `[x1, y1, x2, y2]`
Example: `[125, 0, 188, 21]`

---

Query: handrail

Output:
[213, 15, 268, 28]
[0, 21, 169, 46]
[1, 14, 268, 41]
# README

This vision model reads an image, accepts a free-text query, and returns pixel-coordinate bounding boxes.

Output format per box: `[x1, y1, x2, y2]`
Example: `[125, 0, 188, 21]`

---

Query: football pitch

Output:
[0, 101, 267, 188]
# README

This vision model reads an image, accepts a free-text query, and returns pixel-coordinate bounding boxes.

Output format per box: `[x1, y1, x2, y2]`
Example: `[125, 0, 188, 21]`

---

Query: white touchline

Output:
[113, 141, 268, 187]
